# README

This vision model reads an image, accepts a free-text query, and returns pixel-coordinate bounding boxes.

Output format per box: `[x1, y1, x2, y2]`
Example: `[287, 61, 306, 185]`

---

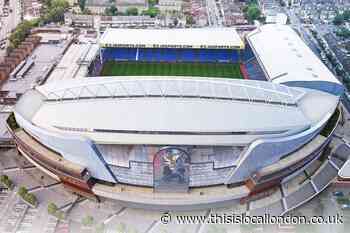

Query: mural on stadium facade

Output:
[153, 147, 190, 193]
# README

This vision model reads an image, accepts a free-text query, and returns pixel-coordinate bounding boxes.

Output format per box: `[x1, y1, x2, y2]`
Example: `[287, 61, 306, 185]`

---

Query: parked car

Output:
[333, 191, 344, 197]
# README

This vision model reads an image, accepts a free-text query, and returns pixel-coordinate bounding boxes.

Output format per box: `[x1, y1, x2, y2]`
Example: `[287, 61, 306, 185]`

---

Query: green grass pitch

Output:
[100, 61, 243, 79]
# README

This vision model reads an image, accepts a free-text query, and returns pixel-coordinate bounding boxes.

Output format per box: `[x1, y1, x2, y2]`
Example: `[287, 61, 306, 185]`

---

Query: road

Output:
[0, 0, 22, 59]
[205, 0, 222, 26]
[284, 7, 350, 115]
[286, 8, 321, 57]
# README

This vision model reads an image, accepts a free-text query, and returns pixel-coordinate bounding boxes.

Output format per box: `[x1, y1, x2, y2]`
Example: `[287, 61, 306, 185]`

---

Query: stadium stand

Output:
[101, 48, 240, 63]
[241, 43, 255, 62]
[244, 58, 267, 81]
[239, 64, 249, 80]
[101, 48, 138, 61]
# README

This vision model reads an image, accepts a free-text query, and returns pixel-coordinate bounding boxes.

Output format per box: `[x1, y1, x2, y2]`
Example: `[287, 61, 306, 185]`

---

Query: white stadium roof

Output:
[14, 25, 342, 145]
[246, 24, 343, 95]
[99, 28, 244, 49]
[15, 77, 339, 145]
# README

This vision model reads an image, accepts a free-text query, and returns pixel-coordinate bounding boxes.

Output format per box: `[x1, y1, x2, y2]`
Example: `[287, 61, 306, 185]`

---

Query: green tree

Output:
[185, 15, 195, 25]
[336, 27, 350, 38]
[78, 0, 86, 12]
[25, 193, 37, 205]
[48, 202, 58, 215]
[82, 8, 92, 14]
[148, 0, 157, 6]
[343, 10, 350, 21]
[143, 7, 159, 17]
[126, 7, 138, 16]
[18, 186, 28, 197]
[246, 4, 261, 22]
[42, 0, 70, 23]
[105, 5, 118, 16]
[8, 19, 39, 49]
[333, 14, 345, 25]
[82, 215, 94, 227]
[0, 175, 13, 190]
[0, 175, 9, 183]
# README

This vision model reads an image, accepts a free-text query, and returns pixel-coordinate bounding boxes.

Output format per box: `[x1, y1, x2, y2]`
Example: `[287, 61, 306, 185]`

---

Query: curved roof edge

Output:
[246, 24, 344, 96]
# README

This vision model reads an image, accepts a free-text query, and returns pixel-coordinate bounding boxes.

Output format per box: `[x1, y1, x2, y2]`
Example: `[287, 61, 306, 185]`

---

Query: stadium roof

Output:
[14, 77, 339, 145]
[339, 160, 350, 179]
[99, 28, 244, 49]
[246, 24, 343, 95]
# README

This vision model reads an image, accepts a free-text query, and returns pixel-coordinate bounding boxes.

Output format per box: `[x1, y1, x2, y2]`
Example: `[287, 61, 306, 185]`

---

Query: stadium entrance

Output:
[153, 147, 190, 193]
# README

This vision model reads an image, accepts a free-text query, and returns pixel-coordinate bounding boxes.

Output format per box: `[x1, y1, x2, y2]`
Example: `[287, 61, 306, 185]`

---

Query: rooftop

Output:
[14, 76, 338, 145]
[246, 24, 343, 95]
[99, 28, 244, 49]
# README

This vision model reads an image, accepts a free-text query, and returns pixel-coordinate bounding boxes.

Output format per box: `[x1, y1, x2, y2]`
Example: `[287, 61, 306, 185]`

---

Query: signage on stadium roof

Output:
[100, 43, 242, 50]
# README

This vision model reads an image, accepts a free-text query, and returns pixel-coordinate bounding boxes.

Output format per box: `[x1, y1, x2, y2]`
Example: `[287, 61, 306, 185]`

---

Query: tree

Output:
[343, 10, 350, 21]
[18, 186, 28, 197]
[185, 15, 195, 25]
[82, 8, 92, 15]
[148, 0, 157, 6]
[41, 0, 70, 23]
[334, 14, 345, 25]
[82, 215, 94, 227]
[336, 27, 350, 38]
[78, 0, 86, 12]
[143, 7, 159, 17]
[0, 175, 13, 190]
[126, 7, 138, 16]
[8, 19, 39, 49]
[105, 5, 118, 16]
[0, 175, 8, 183]
[48, 202, 58, 215]
[25, 193, 37, 206]
[246, 4, 261, 22]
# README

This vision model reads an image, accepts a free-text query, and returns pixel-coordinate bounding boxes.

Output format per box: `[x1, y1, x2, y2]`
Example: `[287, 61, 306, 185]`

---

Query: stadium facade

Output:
[7, 25, 348, 212]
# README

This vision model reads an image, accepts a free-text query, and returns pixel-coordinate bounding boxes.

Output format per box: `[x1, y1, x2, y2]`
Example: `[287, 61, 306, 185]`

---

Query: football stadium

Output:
[94, 28, 245, 79]
[6, 25, 350, 213]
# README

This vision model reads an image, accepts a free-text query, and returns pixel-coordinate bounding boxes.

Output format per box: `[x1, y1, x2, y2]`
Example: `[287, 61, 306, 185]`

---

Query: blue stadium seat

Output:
[102, 48, 137, 61]
[101, 47, 241, 63]
[138, 48, 152, 61]
[242, 44, 255, 62]
[161, 48, 177, 61]
[245, 58, 266, 81]
[181, 49, 196, 62]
